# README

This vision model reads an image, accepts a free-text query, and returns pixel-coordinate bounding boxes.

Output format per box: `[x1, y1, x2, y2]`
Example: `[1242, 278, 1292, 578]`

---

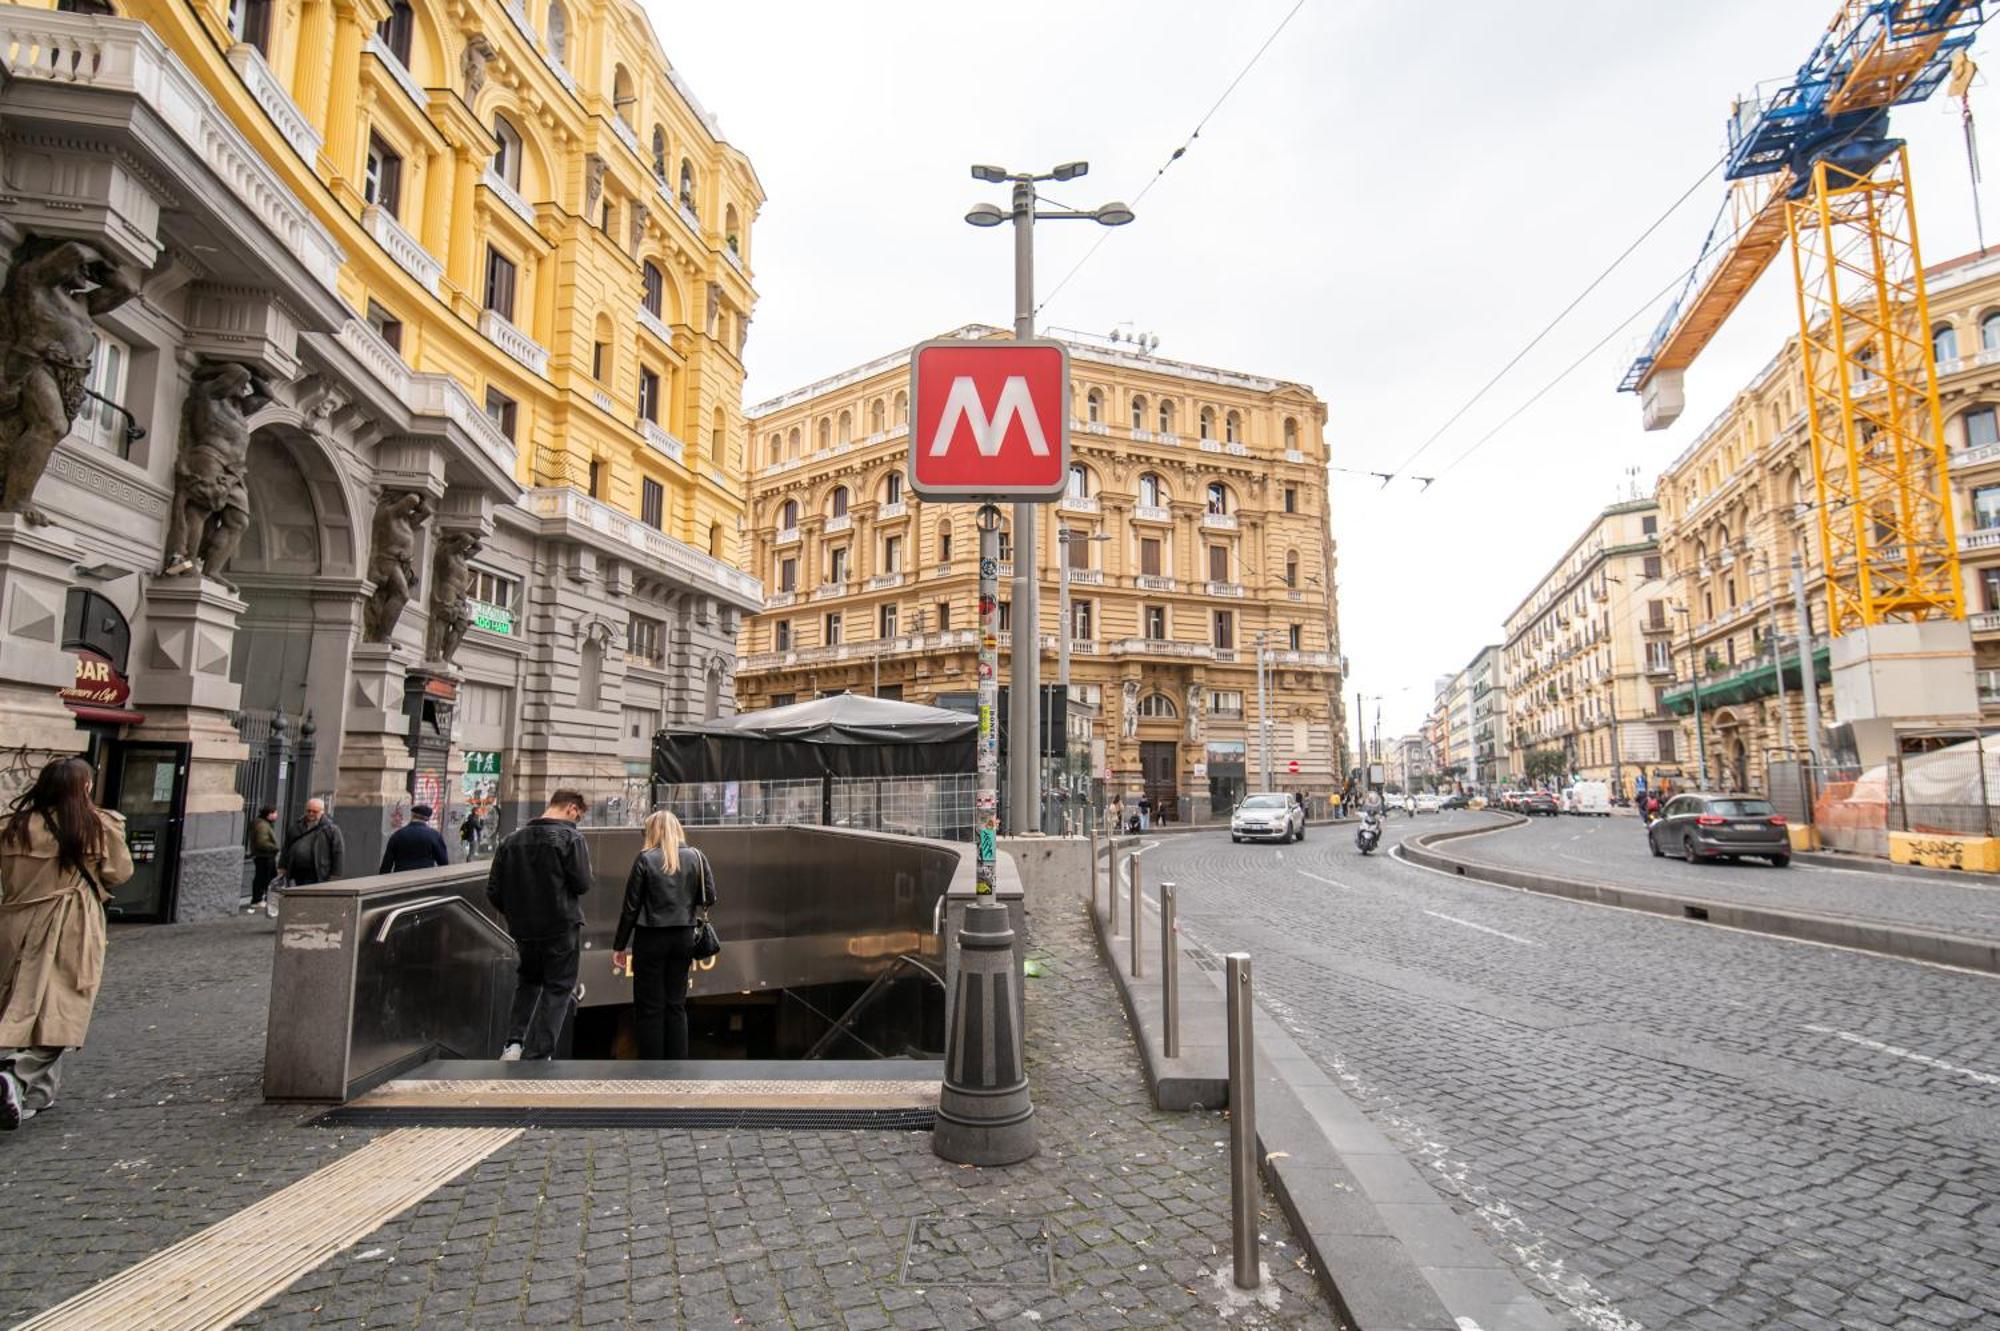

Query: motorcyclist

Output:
[1355, 804, 1383, 854]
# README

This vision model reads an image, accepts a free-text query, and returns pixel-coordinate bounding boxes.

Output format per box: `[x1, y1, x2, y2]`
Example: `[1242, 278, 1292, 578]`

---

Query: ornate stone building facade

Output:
[0, 0, 760, 920]
[1502, 499, 1665, 798]
[1652, 248, 2000, 791]
[735, 327, 1345, 818]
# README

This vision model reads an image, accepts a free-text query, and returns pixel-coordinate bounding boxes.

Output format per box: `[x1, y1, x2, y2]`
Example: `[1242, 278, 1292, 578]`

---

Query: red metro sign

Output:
[908, 338, 1069, 500]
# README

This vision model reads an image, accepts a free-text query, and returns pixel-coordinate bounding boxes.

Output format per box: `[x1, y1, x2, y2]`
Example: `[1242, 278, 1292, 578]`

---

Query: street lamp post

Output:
[1673, 604, 1709, 789]
[1255, 632, 1272, 791]
[1057, 526, 1110, 825]
[966, 164, 1133, 834]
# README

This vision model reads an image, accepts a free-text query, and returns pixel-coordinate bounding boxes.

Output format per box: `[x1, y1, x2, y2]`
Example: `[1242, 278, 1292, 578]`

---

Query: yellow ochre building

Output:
[734, 326, 1347, 821]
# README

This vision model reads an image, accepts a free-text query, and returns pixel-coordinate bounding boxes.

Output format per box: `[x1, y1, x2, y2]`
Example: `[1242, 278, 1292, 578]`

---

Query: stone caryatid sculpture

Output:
[1186, 683, 1205, 742]
[0, 237, 140, 522]
[1121, 678, 1139, 739]
[162, 360, 273, 587]
[362, 491, 434, 643]
[425, 528, 482, 665]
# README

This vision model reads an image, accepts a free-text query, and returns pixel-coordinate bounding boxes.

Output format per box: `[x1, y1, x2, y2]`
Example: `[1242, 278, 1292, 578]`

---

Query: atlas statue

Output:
[363, 491, 434, 642]
[163, 360, 274, 588]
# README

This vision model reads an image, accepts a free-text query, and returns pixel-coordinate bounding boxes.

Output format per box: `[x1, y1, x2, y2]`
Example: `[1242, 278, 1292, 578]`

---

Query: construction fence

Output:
[1772, 733, 2000, 857]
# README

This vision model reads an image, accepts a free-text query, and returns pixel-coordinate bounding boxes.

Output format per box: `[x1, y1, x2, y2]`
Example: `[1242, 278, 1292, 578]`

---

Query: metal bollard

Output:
[1161, 882, 1179, 1058]
[1112, 847, 1127, 934]
[1226, 952, 1260, 1289]
[1089, 827, 1100, 917]
[1129, 850, 1144, 978]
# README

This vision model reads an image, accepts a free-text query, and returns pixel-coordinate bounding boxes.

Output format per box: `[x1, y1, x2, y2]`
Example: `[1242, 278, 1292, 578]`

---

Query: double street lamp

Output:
[964, 163, 1133, 834]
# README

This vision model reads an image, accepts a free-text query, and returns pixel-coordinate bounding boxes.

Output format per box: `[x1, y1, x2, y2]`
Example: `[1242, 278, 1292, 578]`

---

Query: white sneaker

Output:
[498, 1043, 523, 1062]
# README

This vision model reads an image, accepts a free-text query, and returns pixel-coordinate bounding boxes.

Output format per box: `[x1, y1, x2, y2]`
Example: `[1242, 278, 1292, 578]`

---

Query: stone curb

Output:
[1084, 879, 1559, 1331]
[1401, 818, 2000, 975]
[1793, 847, 2000, 884]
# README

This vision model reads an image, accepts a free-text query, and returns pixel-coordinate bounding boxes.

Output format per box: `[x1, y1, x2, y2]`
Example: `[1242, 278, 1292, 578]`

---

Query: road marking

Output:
[17, 1127, 520, 1330]
[1802, 1024, 2000, 1087]
[1297, 869, 1353, 890]
[1421, 909, 1543, 947]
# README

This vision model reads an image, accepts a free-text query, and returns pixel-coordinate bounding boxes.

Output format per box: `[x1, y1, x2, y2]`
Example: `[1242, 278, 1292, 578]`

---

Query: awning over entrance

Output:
[654, 692, 976, 783]
[1661, 643, 1830, 715]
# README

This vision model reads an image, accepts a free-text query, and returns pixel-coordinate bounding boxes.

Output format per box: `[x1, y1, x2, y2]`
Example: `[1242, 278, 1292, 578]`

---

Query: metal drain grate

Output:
[898, 1215, 1054, 1287]
[314, 1106, 936, 1130]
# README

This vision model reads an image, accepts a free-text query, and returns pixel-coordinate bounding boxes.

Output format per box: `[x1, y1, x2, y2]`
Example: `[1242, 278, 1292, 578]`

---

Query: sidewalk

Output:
[1, 903, 1337, 1327]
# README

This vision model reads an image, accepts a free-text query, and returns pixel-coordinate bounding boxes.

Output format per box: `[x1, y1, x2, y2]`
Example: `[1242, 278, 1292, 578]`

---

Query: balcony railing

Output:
[592, 389, 615, 414]
[1970, 611, 2000, 635]
[1133, 504, 1171, 523]
[1953, 441, 2000, 470]
[502, 0, 537, 42]
[1205, 581, 1245, 597]
[812, 582, 851, 601]
[610, 115, 639, 156]
[868, 572, 903, 590]
[227, 40, 321, 163]
[1199, 438, 1222, 453]
[774, 527, 799, 545]
[638, 304, 673, 344]
[480, 168, 537, 227]
[1066, 568, 1104, 586]
[878, 501, 907, 519]
[1113, 638, 1215, 659]
[478, 309, 549, 375]
[1058, 495, 1099, 514]
[362, 204, 442, 294]
[1136, 574, 1177, 591]
[523, 487, 762, 606]
[765, 591, 796, 608]
[638, 418, 685, 462]
[1961, 527, 2000, 553]
[1202, 511, 1238, 531]
[364, 33, 425, 108]
[1284, 449, 1306, 463]
[825, 514, 852, 534]
[1226, 441, 1249, 457]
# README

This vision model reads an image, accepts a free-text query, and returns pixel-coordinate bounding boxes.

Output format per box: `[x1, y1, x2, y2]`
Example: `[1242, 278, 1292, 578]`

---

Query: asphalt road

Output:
[1134, 812, 2000, 1331]
[1449, 810, 2000, 940]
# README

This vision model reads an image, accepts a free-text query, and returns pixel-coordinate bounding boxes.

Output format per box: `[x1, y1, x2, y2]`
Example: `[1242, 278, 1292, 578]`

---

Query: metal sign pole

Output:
[976, 504, 1003, 892]
[1009, 177, 1041, 836]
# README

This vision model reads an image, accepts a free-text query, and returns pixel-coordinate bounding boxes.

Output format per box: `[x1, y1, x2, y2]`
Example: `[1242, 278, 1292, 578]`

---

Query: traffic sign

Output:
[1287, 759, 1300, 775]
[908, 338, 1069, 500]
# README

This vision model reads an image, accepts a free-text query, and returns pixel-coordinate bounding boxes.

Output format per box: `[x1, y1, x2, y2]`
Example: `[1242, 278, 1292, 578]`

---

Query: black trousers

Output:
[250, 855, 278, 904]
[631, 925, 696, 1061]
[506, 927, 580, 1060]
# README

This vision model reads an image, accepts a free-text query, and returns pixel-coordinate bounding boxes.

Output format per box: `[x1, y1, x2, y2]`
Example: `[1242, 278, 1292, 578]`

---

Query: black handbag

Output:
[689, 850, 720, 959]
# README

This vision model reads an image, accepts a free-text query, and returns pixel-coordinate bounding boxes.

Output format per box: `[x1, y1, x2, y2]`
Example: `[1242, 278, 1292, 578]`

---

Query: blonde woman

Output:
[611, 811, 714, 1060]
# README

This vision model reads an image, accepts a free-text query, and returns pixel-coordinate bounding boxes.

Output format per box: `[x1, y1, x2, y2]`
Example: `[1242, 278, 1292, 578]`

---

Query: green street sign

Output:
[472, 600, 513, 635]
[463, 750, 501, 777]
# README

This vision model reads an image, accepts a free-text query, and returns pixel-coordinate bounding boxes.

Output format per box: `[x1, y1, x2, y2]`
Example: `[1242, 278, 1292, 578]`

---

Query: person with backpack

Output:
[0, 757, 135, 1130]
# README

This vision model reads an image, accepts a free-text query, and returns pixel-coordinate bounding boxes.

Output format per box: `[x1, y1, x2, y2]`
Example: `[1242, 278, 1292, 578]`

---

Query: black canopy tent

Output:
[653, 692, 975, 784]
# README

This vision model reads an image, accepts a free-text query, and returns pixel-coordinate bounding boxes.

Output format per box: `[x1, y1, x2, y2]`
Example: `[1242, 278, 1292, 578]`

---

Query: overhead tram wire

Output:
[1034, 0, 1308, 319]
[1373, 148, 1731, 485]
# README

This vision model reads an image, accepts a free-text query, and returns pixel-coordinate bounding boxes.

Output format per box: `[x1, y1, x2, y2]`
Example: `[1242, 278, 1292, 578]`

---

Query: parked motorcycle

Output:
[1355, 813, 1382, 856]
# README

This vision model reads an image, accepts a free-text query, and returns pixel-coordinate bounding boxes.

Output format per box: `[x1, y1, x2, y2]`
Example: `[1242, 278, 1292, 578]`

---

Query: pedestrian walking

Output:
[282, 798, 344, 885]
[0, 757, 135, 1131]
[380, 804, 451, 873]
[1137, 792, 1152, 831]
[248, 804, 280, 909]
[460, 809, 484, 857]
[1109, 795, 1124, 837]
[486, 788, 592, 1061]
[611, 810, 716, 1060]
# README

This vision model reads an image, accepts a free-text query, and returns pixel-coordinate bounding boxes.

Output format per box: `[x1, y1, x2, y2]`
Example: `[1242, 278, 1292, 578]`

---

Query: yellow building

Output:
[736, 326, 1346, 820]
[0, 0, 760, 914]
[1654, 248, 2000, 791]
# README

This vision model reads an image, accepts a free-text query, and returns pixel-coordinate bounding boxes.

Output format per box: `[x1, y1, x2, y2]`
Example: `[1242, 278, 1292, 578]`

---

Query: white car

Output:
[1231, 793, 1305, 843]
[1414, 793, 1442, 814]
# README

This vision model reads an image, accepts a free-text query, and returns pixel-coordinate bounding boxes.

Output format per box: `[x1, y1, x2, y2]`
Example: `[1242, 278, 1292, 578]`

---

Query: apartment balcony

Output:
[1080, 420, 1110, 436]
[610, 115, 639, 156]
[638, 418, 685, 462]
[1202, 511, 1238, 531]
[1226, 441, 1249, 457]
[774, 527, 799, 545]
[868, 572, 903, 590]
[637, 303, 672, 345]
[502, 0, 537, 40]
[523, 488, 762, 608]
[1269, 650, 1336, 668]
[723, 243, 745, 275]
[1206, 581, 1245, 597]
[1113, 638, 1216, 660]
[877, 501, 907, 520]
[812, 582, 851, 601]
[1058, 495, 1100, 515]
[1284, 449, 1306, 463]
[1133, 504, 1171, 524]
[1198, 438, 1222, 453]
[479, 168, 537, 227]
[364, 33, 425, 108]
[477, 309, 549, 375]
[1961, 527, 2000, 553]
[1969, 611, 2000, 635]
[824, 514, 852, 534]
[765, 591, 796, 608]
[1066, 568, 1104, 586]
[1212, 648, 1239, 663]
[227, 40, 321, 163]
[1135, 574, 1178, 592]
[362, 205, 441, 294]
[1953, 441, 2000, 470]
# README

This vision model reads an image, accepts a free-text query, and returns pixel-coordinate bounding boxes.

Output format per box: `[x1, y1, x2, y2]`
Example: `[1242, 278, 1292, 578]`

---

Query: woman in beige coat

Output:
[0, 756, 133, 1130]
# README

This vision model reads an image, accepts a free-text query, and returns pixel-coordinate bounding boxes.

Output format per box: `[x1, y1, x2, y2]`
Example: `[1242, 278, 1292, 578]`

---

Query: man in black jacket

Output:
[485, 789, 592, 1060]
[283, 799, 344, 885]
[380, 804, 451, 873]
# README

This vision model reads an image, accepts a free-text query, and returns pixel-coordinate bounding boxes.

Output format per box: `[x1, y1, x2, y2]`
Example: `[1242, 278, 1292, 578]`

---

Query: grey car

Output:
[1647, 791, 1791, 866]
[1232, 793, 1305, 843]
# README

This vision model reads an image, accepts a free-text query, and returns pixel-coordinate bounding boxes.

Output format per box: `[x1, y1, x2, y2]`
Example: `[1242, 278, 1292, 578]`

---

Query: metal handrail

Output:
[371, 894, 514, 950]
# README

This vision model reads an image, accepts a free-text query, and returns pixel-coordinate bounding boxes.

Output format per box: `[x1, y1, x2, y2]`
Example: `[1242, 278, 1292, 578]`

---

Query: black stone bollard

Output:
[933, 900, 1037, 1165]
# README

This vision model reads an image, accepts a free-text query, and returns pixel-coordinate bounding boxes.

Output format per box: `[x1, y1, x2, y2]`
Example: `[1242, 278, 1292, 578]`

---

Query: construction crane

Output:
[1622, 1, 1989, 635]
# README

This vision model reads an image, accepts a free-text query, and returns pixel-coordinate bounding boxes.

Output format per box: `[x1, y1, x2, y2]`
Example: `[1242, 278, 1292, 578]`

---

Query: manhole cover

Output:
[898, 1215, 1054, 1287]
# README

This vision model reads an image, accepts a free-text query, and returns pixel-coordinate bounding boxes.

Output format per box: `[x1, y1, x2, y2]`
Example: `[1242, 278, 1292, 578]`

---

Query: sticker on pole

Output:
[908, 338, 1069, 500]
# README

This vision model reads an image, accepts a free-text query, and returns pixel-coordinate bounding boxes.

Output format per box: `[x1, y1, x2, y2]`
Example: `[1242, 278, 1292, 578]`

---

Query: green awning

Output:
[1661, 644, 1830, 715]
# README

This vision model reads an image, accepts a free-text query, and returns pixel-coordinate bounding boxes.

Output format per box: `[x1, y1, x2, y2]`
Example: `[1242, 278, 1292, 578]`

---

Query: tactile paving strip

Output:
[349, 1077, 941, 1110]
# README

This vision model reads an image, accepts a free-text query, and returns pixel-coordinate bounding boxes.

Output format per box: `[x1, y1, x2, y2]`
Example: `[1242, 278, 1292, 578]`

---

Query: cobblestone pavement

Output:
[1138, 814, 2000, 1330]
[2, 902, 1338, 1329]
[1443, 811, 2000, 939]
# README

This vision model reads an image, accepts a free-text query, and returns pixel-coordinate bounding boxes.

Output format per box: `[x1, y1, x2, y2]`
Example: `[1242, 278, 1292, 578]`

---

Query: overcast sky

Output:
[651, 1, 1996, 739]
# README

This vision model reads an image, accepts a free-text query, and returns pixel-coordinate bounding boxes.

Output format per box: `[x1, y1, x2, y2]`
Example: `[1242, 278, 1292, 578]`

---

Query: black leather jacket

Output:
[485, 817, 592, 938]
[614, 845, 714, 950]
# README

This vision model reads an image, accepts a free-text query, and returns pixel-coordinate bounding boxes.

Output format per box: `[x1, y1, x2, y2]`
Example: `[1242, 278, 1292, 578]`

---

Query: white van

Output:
[1563, 780, 1611, 816]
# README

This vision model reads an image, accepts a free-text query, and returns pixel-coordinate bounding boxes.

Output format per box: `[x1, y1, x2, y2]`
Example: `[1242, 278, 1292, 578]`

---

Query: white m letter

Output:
[927, 376, 1049, 458]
